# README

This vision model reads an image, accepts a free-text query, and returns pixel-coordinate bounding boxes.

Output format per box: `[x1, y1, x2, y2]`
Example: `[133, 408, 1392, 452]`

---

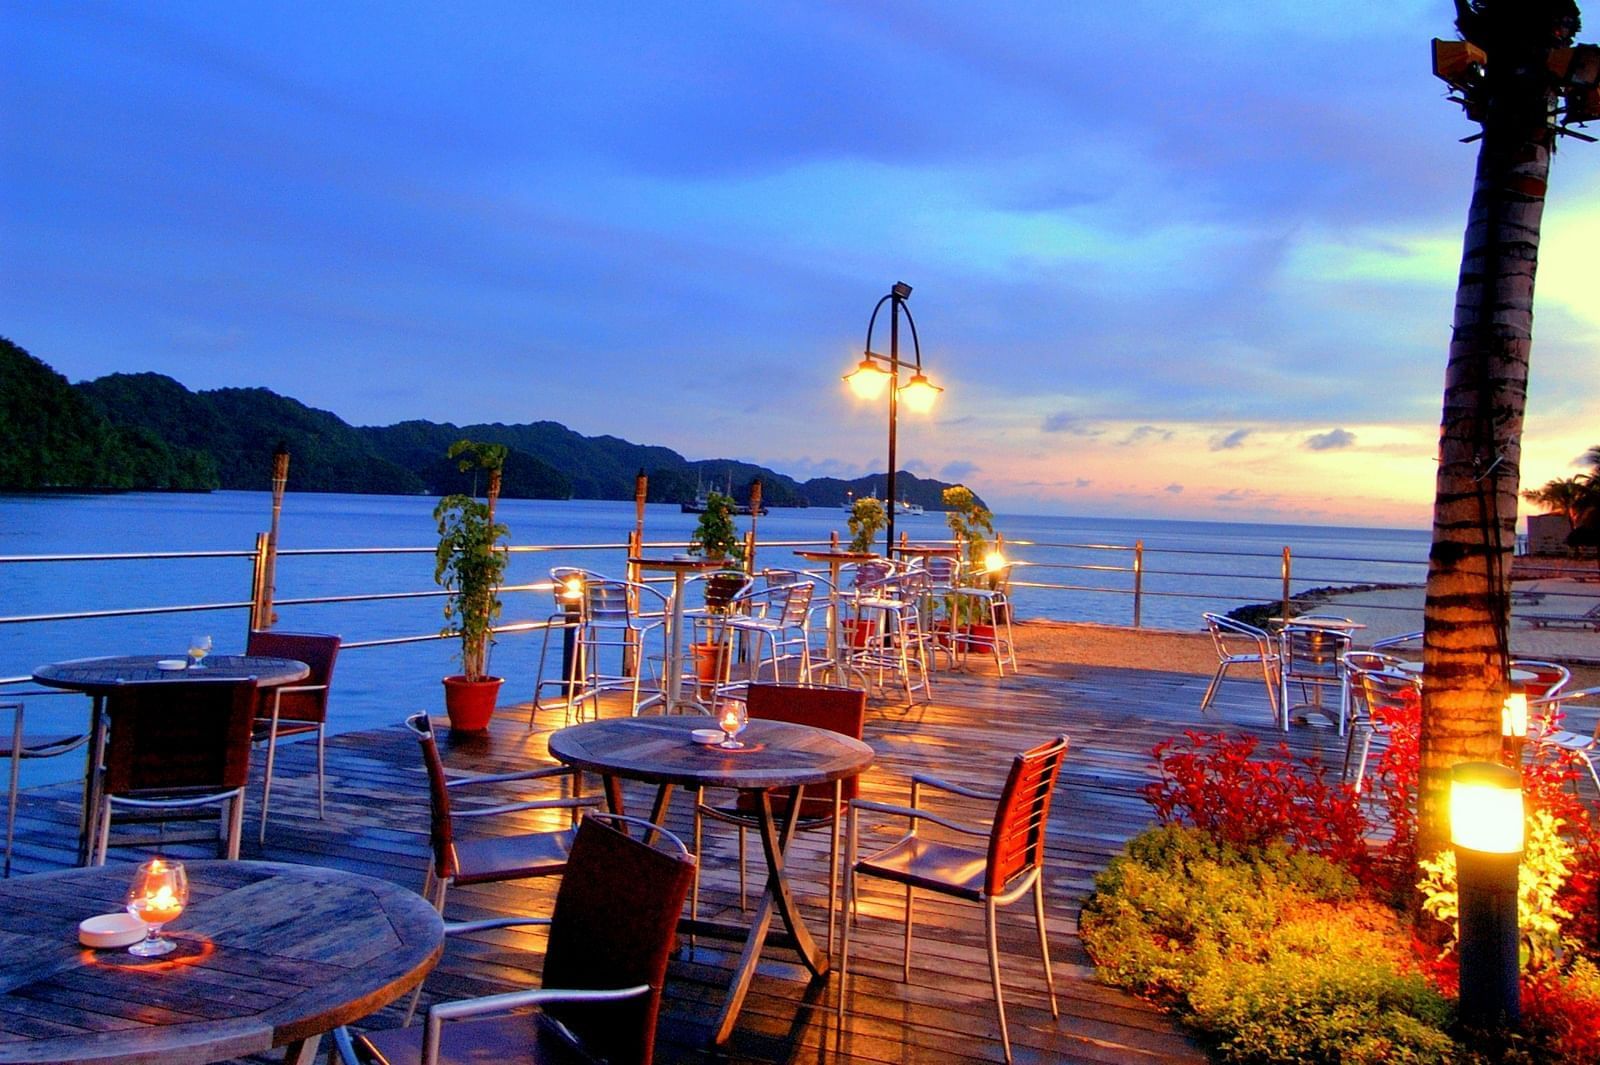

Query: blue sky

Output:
[4, 2, 1597, 525]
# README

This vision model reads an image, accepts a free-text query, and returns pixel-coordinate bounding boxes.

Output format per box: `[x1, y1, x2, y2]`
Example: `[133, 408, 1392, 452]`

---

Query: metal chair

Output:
[3, 691, 89, 877]
[349, 814, 696, 1065]
[1532, 687, 1600, 793]
[574, 577, 668, 717]
[91, 678, 259, 865]
[246, 630, 341, 844]
[848, 567, 934, 704]
[1512, 659, 1571, 702]
[407, 712, 600, 917]
[950, 561, 1018, 675]
[1200, 613, 1281, 723]
[1279, 620, 1353, 732]
[1339, 652, 1402, 789]
[719, 581, 816, 689]
[1371, 630, 1423, 652]
[691, 683, 865, 952]
[839, 735, 1069, 1064]
[1345, 666, 1420, 792]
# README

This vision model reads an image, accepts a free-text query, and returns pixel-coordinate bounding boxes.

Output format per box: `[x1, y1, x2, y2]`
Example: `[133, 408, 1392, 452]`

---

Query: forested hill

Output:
[2, 340, 983, 509]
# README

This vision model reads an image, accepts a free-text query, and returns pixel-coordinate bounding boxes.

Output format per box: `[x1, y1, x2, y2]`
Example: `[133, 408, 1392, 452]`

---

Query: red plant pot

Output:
[691, 642, 730, 699]
[960, 624, 997, 653]
[844, 619, 875, 648]
[442, 675, 504, 732]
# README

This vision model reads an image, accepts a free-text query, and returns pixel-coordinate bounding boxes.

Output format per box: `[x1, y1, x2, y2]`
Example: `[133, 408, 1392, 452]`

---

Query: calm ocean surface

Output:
[1, 492, 1430, 787]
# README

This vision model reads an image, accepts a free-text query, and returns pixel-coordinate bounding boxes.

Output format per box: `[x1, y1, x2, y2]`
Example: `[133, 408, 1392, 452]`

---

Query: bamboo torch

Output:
[261, 443, 290, 629]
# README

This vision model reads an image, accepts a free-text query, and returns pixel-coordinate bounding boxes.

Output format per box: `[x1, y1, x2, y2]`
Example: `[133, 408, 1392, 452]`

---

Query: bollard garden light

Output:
[1450, 760, 1523, 1028]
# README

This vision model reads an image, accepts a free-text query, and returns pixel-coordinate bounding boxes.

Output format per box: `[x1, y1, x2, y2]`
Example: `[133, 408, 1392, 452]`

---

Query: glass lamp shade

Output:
[1501, 689, 1529, 738]
[898, 372, 942, 413]
[1450, 762, 1524, 854]
[844, 357, 890, 400]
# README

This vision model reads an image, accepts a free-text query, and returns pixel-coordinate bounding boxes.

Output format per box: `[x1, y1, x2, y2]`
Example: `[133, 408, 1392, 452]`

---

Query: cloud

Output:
[1304, 428, 1357, 451]
[1164, 483, 1184, 494]
[1209, 428, 1251, 451]
[1041, 412, 1102, 435]
[1118, 425, 1174, 446]
[940, 460, 979, 480]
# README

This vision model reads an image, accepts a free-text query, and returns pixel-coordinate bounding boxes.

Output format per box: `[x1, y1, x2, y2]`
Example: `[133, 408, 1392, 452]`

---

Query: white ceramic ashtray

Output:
[690, 729, 724, 746]
[79, 912, 146, 949]
[156, 659, 188, 671]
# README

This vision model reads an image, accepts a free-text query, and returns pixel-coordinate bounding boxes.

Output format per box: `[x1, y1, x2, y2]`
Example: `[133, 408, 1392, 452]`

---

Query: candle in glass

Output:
[126, 858, 189, 957]
[718, 702, 748, 749]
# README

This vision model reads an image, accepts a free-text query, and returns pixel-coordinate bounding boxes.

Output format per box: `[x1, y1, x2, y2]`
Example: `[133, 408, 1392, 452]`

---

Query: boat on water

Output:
[680, 475, 767, 515]
[839, 491, 924, 516]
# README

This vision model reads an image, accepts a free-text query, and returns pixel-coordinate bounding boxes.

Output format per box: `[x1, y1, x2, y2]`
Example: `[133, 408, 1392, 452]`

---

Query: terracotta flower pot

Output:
[691, 642, 731, 699]
[442, 675, 503, 732]
[960, 624, 997, 653]
[844, 619, 875, 648]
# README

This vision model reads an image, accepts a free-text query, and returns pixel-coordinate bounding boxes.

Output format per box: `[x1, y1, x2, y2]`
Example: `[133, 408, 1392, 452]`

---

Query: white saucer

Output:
[156, 659, 188, 671]
[690, 729, 723, 746]
[79, 912, 146, 949]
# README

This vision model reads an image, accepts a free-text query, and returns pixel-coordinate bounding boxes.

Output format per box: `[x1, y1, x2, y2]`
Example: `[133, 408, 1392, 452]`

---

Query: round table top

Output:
[1277, 616, 1366, 631]
[630, 556, 724, 572]
[793, 550, 879, 563]
[0, 860, 443, 1065]
[32, 655, 310, 694]
[548, 715, 875, 791]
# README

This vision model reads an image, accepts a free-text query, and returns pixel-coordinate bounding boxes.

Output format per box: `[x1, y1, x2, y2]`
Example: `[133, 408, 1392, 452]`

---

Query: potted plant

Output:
[688, 491, 745, 693]
[943, 485, 1003, 647]
[689, 491, 745, 565]
[842, 497, 888, 647]
[846, 496, 887, 555]
[433, 440, 509, 731]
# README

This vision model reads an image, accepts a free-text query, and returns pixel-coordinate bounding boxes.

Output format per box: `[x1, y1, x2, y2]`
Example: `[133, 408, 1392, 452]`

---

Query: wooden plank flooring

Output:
[1, 654, 1355, 1064]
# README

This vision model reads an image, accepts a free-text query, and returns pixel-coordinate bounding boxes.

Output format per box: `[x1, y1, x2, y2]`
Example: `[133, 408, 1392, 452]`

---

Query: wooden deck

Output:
[2, 653, 1353, 1064]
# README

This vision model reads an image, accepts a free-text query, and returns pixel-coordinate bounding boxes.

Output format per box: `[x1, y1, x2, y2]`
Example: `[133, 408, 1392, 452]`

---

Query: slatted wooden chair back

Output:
[542, 818, 695, 1065]
[246, 631, 341, 723]
[985, 735, 1069, 897]
[102, 679, 258, 796]
[740, 684, 867, 812]
[405, 713, 457, 880]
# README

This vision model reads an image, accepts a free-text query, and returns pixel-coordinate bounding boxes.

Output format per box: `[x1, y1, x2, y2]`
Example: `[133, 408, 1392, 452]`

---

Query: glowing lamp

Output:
[717, 701, 748, 750]
[843, 357, 890, 399]
[561, 576, 583, 601]
[897, 372, 942, 413]
[1501, 687, 1528, 739]
[1451, 761, 1523, 1028]
[1450, 761, 1523, 855]
[983, 550, 1006, 574]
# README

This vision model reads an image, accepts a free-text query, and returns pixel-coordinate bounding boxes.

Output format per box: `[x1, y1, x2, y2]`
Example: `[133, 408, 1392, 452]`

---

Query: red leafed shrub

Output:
[1144, 730, 1371, 878]
[1521, 962, 1600, 1065]
[1360, 683, 1422, 900]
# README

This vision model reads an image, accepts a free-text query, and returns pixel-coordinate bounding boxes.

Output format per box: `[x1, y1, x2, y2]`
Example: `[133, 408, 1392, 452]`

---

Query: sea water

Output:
[0, 491, 1430, 786]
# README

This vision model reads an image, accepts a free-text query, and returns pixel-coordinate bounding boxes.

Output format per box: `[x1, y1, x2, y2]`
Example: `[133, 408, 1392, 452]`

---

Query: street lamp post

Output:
[842, 281, 942, 552]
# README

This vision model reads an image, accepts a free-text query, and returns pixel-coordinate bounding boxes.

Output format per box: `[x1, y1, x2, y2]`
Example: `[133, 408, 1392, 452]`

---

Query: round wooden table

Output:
[32, 655, 312, 861]
[0, 860, 443, 1065]
[548, 715, 874, 1044]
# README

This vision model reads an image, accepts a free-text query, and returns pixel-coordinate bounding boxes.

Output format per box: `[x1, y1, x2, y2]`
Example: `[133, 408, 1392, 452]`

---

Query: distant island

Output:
[1, 336, 983, 510]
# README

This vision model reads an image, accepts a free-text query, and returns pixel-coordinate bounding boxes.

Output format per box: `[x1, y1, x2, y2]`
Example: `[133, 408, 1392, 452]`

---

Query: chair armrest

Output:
[452, 796, 602, 818]
[849, 799, 989, 837]
[419, 986, 651, 1065]
[267, 683, 328, 698]
[910, 772, 1000, 802]
[445, 764, 581, 788]
[444, 916, 552, 936]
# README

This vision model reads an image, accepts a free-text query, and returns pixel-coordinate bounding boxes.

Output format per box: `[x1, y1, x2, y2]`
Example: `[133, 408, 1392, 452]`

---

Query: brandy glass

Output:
[717, 700, 749, 750]
[126, 858, 189, 956]
[187, 634, 212, 669]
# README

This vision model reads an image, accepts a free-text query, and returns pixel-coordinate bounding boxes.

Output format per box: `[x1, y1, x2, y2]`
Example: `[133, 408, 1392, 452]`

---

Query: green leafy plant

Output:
[1418, 808, 1576, 970]
[942, 484, 995, 568]
[433, 440, 508, 681]
[689, 490, 745, 563]
[846, 496, 886, 554]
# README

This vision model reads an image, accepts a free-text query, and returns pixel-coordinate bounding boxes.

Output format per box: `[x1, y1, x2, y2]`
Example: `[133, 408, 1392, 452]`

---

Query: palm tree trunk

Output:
[1417, 11, 1569, 873]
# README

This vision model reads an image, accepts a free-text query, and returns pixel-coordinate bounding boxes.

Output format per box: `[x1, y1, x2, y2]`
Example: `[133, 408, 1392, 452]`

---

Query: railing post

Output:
[1132, 540, 1143, 628]
[1281, 545, 1292, 623]
[249, 532, 270, 633]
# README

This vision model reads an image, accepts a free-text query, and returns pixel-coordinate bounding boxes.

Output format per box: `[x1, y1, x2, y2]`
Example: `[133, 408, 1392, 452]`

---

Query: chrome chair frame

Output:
[574, 577, 669, 717]
[1278, 619, 1353, 733]
[3, 692, 89, 877]
[719, 581, 816, 689]
[1532, 687, 1600, 794]
[1199, 612, 1281, 724]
